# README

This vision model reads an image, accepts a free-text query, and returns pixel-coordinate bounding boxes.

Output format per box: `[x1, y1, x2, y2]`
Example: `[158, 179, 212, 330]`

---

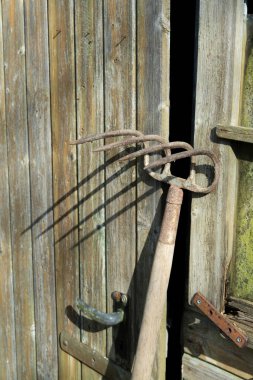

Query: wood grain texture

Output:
[48, 1, 81, 378]
[0, 1, 171, 377]
[183, 309, 253, 379]
[216, 125, 253, 144]
[103, 0, 137, 370]
[182, 354, 243, 380]
[24, 0, 58, 378]
[75, 1, 106, 379]
[2, 1, 36, 378]
[136, 1, 170, 378]
[189, 0, 245, 310]
[0, 3, 16, 379]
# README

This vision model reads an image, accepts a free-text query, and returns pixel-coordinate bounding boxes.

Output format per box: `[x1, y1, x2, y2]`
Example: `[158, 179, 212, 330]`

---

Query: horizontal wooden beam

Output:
[216, 125, 253, 144]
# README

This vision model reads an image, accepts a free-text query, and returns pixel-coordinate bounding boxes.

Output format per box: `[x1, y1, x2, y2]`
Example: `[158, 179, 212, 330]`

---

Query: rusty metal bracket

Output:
[60, 331, 130, 379]
[192, 292, 248, 348]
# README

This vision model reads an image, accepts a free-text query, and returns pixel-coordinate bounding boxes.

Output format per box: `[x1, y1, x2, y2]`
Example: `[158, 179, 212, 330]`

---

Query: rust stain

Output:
[115, 35, 127, 48]
[53, 30, 61, 39]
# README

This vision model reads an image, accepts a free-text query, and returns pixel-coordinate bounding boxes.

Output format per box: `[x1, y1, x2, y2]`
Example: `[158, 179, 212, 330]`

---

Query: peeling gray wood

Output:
[189, 0, 245, 310]
[75, 1, 106, 379]
[2, 1, 36, 378]
[24, 0, 58, 378]
[0, 3, 16, 379]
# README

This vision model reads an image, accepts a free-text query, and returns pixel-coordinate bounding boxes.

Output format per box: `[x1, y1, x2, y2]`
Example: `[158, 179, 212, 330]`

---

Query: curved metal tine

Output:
[69, 129, 144, 145]
[117, 141, 193, 161]
[145, 149, 218, 170]
[93, 134, 168, 152]
[145, 149, 220, 192]
[117, 140, 195, 184]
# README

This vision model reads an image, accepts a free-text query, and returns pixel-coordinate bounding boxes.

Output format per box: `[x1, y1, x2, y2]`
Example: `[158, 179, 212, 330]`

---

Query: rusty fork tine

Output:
[69, 129, 144, 145]
[93, 134, 168, 152]
[144, 149, 219, 170]
[145, 148, 220, 193]
[117, 141, 193, 162]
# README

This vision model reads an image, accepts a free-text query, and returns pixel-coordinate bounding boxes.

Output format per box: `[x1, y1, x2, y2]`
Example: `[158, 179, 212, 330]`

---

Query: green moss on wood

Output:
[242, 47, 253, 128]
[232, 159, 253, 301]
[230, 29, 253, 301]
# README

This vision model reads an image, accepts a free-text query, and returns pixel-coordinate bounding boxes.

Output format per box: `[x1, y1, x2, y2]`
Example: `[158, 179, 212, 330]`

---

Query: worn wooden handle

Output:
[131, 185, 183, 380]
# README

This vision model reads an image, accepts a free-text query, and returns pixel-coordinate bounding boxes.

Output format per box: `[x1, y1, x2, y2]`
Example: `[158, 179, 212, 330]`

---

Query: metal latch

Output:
[192, 291, 248, 348]
[60, 331, 130, 380]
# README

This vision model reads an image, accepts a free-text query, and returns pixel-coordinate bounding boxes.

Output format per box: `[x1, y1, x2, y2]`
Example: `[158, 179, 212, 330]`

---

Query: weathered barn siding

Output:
[183, 1, 253, 379]
[0, 1, 170, 379]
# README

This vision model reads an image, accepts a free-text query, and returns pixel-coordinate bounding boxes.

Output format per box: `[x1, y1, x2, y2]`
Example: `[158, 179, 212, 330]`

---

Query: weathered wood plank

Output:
[228, 296, 253, 317]
[75, 1, 106, 379]
[136, 1, 170, 378]
[2, 1, 36, 378]
[24, 1, 58, 378]
[48, 1, 81, 378]
[0, 3, 16, 379]
[216, 125, 253, 144]
[182, 354, 243, 380]
[189, 0, 245, 310]
[103, 0, 137, 370]
[183, 309, 253, 379]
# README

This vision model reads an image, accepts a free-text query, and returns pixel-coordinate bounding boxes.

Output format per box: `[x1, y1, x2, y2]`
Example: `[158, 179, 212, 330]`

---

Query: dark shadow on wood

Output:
[103, 188, 166, 376]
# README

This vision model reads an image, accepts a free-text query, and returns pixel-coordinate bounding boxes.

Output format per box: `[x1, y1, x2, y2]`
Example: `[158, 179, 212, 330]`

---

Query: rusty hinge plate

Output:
[60, 331, 130, 380]
[192, 292, 248, 348]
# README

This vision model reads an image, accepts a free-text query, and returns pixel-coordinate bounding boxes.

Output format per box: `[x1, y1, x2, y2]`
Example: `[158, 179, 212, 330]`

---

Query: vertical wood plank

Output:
[24, 1, 58, 378]
[189, 0, 245, 310]
[137, 1, 170, 378]
[104, 0, 137, 369]
[48, 1, 81, 378]
[0, 3, 17, 379]
[75, 1, 106, 379]
[2, 0, 36, 378]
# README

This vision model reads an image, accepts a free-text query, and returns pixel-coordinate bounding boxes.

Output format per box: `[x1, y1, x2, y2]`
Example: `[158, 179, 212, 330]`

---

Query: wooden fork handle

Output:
[131, 185, 183, 380]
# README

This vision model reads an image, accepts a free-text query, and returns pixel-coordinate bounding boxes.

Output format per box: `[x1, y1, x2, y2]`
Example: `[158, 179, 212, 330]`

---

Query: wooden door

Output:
[182, 1, 253, 379]
[0, 1, 170, 379]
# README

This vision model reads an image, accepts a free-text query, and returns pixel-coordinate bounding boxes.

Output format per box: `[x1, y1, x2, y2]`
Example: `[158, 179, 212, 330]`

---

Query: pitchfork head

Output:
[70, 129, 219, 194]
